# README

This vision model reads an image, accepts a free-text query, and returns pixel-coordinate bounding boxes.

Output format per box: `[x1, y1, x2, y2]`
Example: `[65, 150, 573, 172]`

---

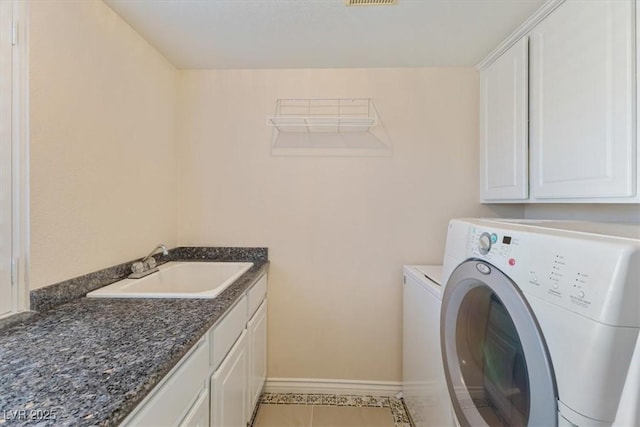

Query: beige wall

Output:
[177, 68, 522, 382]
[29, 1, 177, 289]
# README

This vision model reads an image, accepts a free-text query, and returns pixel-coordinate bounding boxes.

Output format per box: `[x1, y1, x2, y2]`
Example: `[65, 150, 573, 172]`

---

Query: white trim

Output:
[264, 377, 402, 396]
[11, 0, 29, 312]
[0, 0, 14, 317]
[0, 0, 28, 318]
[636, 0, 639, 201]
[476, 0, 565, 71]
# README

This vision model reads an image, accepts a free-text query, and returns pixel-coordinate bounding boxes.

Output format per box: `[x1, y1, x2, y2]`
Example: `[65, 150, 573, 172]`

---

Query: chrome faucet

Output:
[129, 244, 169, 279]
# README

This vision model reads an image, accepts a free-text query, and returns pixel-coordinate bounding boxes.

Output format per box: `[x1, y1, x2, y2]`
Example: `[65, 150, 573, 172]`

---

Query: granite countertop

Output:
[0, 257, 268, 426]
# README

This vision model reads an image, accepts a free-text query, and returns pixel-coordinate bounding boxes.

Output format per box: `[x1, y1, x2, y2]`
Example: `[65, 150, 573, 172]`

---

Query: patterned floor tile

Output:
[320, 394, 337, 405]
[306, 394, 323, 405]
[290, 393, 307, 404]
[335, 395, 354, 406]
[255, 393, 411, 427]
[260, 393, 278, 404]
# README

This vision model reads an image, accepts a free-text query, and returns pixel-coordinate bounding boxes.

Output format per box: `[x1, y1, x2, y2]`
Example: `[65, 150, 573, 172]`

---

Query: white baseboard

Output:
[264, 377, 403, 397]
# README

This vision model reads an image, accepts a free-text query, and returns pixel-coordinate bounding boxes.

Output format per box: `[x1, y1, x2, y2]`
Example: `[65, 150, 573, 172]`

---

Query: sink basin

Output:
[87, 261, 254, 299]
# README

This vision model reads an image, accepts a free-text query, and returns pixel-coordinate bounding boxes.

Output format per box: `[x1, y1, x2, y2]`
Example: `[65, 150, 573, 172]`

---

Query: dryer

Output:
[440, 219, 640, 427]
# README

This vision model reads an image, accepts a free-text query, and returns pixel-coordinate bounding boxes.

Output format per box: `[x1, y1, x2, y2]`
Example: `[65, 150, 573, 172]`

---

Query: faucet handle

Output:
[131, 261, 144, 274]
[144, 257, 157, 270]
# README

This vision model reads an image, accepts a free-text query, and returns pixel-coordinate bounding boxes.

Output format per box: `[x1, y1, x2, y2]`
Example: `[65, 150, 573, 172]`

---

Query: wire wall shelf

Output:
[267, 98, 391, 157]
[267, 98, 377, 133]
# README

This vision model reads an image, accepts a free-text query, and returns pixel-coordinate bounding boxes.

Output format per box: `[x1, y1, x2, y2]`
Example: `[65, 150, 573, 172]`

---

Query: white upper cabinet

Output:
[529, 0, 636, 200]
[480, 37, 529, 201]
[479, 0, 638, 203]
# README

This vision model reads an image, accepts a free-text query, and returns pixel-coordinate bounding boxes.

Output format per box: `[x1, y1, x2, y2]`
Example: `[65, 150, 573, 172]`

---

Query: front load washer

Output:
[440, 219, 640, 427]
[403, 265, 454, 427]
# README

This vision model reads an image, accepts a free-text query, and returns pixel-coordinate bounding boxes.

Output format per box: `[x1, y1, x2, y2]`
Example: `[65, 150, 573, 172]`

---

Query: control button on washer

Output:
[508, 258, 516, 266]
[476, 263, 491, 275]
[478, 232, 492, 255]
[490, 233, 498, 243]
[579, 291, 585, 298]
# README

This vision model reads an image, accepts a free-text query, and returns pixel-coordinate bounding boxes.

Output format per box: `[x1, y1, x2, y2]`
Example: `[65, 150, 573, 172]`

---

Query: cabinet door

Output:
[247, 300, 267, 416]
[480, 36, 529, 201]
[122, 338, 209, 427]
[179, 386, 210, 427]
[211, 331, 247, 427]
[530, 0, 636, 199]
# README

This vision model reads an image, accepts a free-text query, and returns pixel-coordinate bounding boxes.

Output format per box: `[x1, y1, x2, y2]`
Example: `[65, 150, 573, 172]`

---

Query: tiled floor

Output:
[251, 393, 411, 427]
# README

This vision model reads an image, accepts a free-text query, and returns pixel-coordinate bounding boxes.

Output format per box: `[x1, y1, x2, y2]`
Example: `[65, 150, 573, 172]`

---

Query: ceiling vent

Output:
[345, 0, 398, 6]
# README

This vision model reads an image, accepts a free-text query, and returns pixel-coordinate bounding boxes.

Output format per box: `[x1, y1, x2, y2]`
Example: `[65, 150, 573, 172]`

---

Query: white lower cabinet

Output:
[120, 338, 209, 427]
[179, 386, 210, 427]
[247, 300, 267, 413]
[122, 273, 268, 427]
[211, 331, 248, 427]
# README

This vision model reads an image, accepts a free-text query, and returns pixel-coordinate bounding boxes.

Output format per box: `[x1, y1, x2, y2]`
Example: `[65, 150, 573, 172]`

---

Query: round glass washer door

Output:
[440, 260, 558, 427]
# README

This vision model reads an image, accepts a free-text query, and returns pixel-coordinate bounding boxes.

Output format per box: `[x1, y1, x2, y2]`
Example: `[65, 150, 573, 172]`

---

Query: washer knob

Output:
[478, 232, 492, 255]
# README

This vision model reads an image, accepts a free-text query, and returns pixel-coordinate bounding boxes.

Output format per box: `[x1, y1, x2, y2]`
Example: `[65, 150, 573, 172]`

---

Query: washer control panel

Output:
[478, 232, 492, 254]
[453, 221, 639, 327]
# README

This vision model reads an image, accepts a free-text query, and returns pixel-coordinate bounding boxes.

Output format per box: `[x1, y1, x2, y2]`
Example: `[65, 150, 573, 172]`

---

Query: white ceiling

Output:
[104, 0, 546, 70]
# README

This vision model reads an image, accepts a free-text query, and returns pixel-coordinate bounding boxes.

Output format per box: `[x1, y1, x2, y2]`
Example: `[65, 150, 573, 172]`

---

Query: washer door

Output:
[440, 260, 558, 427]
